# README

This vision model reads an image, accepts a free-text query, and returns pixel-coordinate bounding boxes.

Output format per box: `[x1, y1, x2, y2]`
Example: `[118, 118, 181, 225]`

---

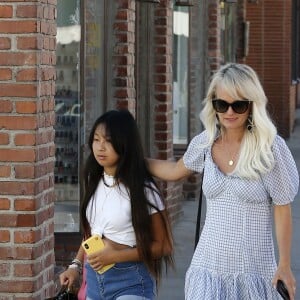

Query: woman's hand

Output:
[272, 265, 296, 300]
[59, 267, 80, 290]
[273, 204, 296, 300]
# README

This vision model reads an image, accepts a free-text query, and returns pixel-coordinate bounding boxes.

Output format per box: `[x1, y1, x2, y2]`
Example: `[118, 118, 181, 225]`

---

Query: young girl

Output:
[60, 109, 173, 300]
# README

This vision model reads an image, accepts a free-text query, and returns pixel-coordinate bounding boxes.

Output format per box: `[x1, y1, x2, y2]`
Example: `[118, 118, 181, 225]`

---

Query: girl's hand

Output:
[272, 265, 296, 300]
[59, 267, 80, 289]
[87, 242, 116, 271]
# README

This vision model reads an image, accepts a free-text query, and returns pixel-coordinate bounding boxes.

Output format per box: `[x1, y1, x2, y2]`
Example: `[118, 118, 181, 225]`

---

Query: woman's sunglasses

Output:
[212, 99, 250, 114]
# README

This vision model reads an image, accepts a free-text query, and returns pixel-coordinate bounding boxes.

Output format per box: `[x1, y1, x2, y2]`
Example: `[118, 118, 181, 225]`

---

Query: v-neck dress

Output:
[183, 131, 299, 300]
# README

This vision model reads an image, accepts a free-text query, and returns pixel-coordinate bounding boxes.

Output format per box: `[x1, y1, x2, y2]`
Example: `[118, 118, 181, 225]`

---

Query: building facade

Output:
[0, 0, 299, 297]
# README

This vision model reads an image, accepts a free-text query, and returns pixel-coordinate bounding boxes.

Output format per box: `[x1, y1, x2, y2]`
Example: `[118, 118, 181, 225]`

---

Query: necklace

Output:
[222, 139, 239, 166]
[102, 172, 117, 188]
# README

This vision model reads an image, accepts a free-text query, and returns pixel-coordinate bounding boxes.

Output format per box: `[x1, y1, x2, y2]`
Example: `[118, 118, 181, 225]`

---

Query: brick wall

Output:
[112, 0, 136, 114]
[245, 0, 296, 137]
[0, 1, 56, 298]
[208, 0, 222, 73]
[151, 0, 183, 222]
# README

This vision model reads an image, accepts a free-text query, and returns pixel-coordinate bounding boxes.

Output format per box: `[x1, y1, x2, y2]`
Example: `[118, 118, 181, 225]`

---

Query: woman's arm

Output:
[147, 157, 192, 181]
[272, 204, 296, 300]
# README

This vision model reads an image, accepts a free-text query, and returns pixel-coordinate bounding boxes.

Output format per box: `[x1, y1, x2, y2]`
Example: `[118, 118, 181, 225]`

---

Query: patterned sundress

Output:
[183, 131, 299, 300]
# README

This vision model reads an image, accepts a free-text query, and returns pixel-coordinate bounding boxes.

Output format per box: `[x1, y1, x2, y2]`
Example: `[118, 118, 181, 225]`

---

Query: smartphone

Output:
[276, 280, 290, 300]
[82, 235, 115, 274]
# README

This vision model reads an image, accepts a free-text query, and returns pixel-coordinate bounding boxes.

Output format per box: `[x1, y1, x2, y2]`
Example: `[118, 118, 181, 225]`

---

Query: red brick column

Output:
[208, 1, 222, 73]
[152, 0, 183, 221]
[0, 1, 56, 298]
[153, 0, 173, 162]
[113, 0, 136, 114]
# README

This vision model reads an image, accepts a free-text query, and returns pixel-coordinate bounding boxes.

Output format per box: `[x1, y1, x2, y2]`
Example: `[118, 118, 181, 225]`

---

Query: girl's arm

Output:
[272, 204, 296, 300]
[147, 157, 192, 181]
[87, 211, 172, 270]
[59, 245, 85, 288]
[149, 210, 173, 258]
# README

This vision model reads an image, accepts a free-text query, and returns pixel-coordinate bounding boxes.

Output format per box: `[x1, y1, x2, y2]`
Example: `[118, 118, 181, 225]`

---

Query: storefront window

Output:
[83, 0, 106, 132]
[54, 0, 81, 232]
[173, 7, 189, 145]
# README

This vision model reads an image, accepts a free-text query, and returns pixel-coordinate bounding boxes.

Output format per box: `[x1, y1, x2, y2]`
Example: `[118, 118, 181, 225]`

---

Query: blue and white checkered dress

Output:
[183, 131, 299, 300]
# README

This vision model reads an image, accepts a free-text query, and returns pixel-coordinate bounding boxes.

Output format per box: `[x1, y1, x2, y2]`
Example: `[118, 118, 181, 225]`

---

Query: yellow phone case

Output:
[82, 235, 115, 274]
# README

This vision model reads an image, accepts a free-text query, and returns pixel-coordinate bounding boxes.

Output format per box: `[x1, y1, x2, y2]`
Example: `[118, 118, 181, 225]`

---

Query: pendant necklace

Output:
[222, 139, 239, 166]
[228, 158, 234, 166]
[228, 149, 236, 166]
[227, 148, 238, 166]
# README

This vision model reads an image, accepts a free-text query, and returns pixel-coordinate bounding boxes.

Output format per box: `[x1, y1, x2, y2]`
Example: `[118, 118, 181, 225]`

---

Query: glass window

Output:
[54, 0, 108, 233]
[54, 0, 81, 232]
[83, 0, 106, 132]
[173, 7, 189, 145]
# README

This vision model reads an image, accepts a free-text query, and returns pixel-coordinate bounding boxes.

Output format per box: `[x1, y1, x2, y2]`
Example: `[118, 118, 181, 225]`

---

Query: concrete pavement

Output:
[157, 109, 300, 300]
[287, 109, 300, 300]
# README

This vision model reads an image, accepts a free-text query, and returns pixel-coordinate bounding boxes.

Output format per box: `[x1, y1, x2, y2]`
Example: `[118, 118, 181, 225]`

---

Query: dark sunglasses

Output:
[212, 99, 250, 114]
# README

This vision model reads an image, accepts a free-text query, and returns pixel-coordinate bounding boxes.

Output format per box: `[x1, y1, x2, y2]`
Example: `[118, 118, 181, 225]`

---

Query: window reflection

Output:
[54, 0, 81, 232]
[173, 7, 189, 145]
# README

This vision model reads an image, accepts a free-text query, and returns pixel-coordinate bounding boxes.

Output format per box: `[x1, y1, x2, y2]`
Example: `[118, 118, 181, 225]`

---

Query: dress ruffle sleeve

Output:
[261, 135, 299, 205]
[183, 131, 209, 173]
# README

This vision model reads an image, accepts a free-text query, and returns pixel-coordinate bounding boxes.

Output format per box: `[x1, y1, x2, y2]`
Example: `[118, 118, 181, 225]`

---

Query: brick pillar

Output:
[152, 0, 183, 222]
[153, 0, 173, 163]
[113, 0, 136, 114]
[208, 1, 222, 73]
[0, 1, 56, 298]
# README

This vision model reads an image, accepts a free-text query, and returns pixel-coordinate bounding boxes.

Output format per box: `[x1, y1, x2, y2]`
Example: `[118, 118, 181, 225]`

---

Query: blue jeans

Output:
[85, 261, 156, 300]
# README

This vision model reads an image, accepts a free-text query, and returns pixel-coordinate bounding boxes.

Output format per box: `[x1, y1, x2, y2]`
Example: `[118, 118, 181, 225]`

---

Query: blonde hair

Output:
[200, 63, 277, 179]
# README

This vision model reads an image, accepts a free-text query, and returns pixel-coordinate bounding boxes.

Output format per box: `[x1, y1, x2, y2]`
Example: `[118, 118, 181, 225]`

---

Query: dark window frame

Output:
[220, 3, 237, 63]
[135, 2, 154, 156]
[292, 0, 300, 82]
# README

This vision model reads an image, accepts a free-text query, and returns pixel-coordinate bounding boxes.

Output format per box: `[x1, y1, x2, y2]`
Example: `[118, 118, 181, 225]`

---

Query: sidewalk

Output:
[287, 109, 300, 300]
[157, 109, 300, 300]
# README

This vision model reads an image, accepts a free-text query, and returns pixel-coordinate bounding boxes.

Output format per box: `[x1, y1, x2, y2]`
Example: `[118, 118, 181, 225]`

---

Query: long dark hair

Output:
[81, 109, 173, 280]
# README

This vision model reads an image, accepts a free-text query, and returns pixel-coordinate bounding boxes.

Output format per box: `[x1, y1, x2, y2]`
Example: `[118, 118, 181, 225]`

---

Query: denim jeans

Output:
[85, 261, 156, 300]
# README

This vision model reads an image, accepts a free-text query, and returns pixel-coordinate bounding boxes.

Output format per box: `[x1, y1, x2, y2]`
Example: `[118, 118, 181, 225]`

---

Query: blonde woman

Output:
[148, 63, 298, 299]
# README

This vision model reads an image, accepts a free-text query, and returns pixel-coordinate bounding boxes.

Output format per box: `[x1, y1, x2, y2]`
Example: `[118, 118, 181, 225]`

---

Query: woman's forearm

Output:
[147, 157, 192, 181]
[274, 204, 293, 267]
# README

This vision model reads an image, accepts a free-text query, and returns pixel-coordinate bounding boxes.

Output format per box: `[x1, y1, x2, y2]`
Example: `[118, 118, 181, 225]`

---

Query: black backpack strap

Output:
[194, 157, 205, 249]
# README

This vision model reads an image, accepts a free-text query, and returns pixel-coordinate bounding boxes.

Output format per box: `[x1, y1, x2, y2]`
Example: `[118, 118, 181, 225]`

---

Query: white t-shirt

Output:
[86, 180, 165, 247]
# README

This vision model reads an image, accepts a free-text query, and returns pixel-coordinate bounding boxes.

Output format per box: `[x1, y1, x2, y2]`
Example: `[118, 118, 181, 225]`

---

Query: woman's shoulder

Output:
[272, 134, 290, 152]
[189, 130, 210, 146]
[262, 134, 299, 204]
[183, 130, 209, 172]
